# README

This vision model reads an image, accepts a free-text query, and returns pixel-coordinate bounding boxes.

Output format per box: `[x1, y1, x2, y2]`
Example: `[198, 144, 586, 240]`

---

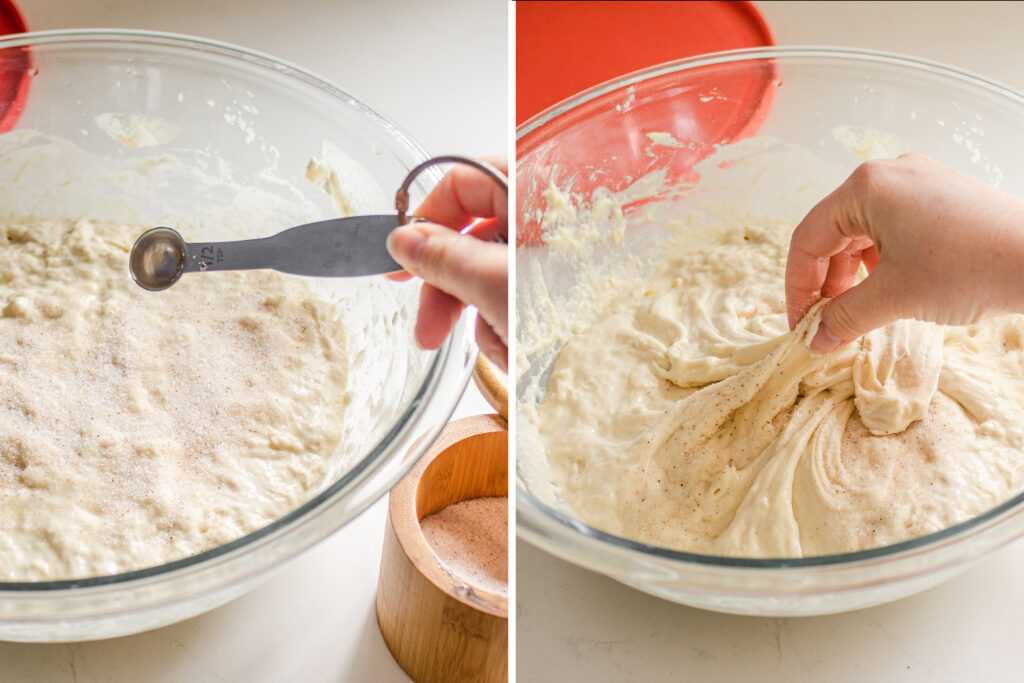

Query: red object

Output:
[516, 1, 773, 125]
[515, 1, 776, 247]
[0, 0, 28, 133]
[0, 0, 25, 34]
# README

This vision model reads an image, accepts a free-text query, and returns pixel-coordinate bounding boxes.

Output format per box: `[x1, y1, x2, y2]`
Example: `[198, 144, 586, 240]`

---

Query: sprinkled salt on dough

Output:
[0, 219, 348, 581]
[538, 220, 1024, 558]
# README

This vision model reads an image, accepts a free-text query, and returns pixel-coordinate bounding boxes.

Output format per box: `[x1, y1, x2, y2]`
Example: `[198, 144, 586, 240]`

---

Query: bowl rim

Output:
[516, 44, 1024, 571]
[0, 28, 476, 592]
[517, 44, 1024, 138]
[0, 27, 432, 170]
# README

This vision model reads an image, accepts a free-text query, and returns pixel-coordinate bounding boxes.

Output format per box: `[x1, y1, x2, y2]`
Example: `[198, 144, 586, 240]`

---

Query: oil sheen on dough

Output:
[0, 220, 348, 580]
[537, 220, 1024, 558]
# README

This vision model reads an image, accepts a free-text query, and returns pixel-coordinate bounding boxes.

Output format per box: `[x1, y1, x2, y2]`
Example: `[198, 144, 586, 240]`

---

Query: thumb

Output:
[812, 267, 899, 353]
[387, 222, 507, 335]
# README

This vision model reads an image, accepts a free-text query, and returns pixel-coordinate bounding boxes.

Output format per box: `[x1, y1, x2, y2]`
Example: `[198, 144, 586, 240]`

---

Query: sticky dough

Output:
[0, 220, 348, 580]
[538, 222, 1024, 558]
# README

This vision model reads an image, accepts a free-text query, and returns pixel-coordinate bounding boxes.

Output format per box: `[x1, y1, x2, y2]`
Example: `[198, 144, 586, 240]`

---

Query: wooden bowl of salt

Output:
[375, 411, 508, 683]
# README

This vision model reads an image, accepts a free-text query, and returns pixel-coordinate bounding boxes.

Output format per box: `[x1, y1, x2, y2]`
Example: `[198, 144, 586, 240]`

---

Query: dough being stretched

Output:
[538, 223, 1024, 558]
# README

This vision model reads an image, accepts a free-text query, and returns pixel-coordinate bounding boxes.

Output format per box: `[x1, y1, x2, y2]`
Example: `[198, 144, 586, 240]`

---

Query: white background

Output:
[517, 2, 1024, 683]
[0, 0, 505, 681]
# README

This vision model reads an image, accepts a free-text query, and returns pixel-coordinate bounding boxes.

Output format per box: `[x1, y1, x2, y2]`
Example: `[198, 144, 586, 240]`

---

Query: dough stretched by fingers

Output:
[816, 265, 902, 353]
[789, 154, 1024, 353]
[785, 181, 875, 330]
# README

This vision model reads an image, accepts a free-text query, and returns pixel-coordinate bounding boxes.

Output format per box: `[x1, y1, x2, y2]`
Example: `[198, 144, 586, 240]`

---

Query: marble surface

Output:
[0, 0, 505, 680]
[516, 2, 1024, 682]
[518, 538, 1024, 682]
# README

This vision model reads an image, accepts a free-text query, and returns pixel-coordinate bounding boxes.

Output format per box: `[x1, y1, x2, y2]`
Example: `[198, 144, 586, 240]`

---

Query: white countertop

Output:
[517, 2, 1024, 682]
[0, 0, 505, 680]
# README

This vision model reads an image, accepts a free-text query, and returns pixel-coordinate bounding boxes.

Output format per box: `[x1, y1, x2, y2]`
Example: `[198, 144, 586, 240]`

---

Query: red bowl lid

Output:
[0, 0, 29, 133]
[517, 0, 774, 126]
[516, 2, 776, 247]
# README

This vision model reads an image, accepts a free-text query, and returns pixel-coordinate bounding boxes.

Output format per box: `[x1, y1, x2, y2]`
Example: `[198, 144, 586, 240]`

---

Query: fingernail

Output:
[810, 323, 842, 354]
[386, 226, 426, 272]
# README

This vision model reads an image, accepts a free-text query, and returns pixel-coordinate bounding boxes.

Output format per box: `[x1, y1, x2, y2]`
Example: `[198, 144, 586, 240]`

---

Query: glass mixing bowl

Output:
[0, 30, 476, 641]
[516, 47, 1024, 617]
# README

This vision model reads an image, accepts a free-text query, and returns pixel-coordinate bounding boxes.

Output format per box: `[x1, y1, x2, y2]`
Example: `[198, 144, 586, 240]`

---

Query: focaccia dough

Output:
[0, 220, 348, 580]
[538, 222, 1024, 558]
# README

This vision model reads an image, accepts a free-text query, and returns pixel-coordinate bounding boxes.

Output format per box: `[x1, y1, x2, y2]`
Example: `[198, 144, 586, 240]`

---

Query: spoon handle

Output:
[182, 214, 403, 278]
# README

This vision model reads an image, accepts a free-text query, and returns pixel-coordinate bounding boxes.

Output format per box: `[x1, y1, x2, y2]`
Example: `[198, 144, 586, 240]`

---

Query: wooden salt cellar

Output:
[376, 357, 509, 683]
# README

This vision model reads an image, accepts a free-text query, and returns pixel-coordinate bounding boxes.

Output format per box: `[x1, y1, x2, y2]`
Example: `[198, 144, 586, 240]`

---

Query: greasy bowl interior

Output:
[0, 31, 475, 641]
[516, 47, 1024, 616]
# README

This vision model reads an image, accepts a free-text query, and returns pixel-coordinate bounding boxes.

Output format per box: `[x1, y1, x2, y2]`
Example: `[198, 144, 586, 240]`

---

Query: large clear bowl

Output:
[0, 30, 476, 641]
[516, 47, 1024, 616]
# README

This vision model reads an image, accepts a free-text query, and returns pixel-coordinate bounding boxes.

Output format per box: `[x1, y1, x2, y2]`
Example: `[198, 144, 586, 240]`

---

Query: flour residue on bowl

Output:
[95, 113, 182, 149]
[306, 140, 389, 219]
[420, 496, 508, 596]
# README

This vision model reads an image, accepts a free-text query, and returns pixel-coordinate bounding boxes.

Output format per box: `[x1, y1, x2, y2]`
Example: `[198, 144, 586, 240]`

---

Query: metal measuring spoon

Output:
[129, 215, 404, 291]
[129, 155, 508, 291]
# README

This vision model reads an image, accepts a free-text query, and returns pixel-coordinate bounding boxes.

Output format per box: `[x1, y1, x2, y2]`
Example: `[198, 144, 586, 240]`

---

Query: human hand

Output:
[386, 156, 508, 371]
[786, 153, 1024, 353]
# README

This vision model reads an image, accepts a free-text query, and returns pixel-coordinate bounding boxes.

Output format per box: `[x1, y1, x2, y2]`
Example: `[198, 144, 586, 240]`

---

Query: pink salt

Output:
[420, 496, 508, 596]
